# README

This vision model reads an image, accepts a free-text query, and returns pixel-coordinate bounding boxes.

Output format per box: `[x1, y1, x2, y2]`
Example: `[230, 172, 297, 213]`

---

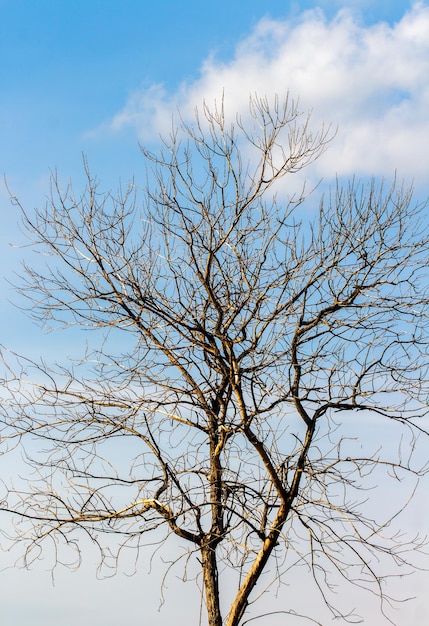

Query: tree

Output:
[1, 95, 428, 626]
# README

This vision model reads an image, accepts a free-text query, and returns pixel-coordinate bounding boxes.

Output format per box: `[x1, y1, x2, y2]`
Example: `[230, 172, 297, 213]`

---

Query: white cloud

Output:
[108, 3, 429, 186]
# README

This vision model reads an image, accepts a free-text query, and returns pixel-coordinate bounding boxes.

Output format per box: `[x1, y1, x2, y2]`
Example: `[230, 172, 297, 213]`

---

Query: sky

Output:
[0, 1, 429, 624]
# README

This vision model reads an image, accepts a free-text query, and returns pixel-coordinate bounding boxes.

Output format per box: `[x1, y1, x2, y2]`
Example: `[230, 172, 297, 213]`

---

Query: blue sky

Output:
[1, 1, 429, 625]
[1, 0, 428, 193]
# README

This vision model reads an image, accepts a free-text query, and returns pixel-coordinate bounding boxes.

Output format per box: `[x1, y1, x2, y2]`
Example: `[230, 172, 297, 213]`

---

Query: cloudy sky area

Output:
[108, 3, 429, 183]
[1, 1, 428, 625]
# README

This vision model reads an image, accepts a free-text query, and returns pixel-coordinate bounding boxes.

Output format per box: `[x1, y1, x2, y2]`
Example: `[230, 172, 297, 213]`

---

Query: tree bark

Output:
[201, 543, 223, 626]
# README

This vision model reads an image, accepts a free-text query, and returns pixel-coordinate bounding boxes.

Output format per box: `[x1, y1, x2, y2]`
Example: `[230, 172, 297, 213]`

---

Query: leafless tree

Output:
[1, 95, 429, 626]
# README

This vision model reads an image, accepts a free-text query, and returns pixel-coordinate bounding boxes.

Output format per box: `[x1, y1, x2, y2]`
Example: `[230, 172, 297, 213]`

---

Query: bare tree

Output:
[1, 95, 428, 626]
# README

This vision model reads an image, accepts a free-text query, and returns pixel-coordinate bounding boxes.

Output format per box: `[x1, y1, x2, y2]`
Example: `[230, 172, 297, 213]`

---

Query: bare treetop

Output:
[1, 94, 428, 626]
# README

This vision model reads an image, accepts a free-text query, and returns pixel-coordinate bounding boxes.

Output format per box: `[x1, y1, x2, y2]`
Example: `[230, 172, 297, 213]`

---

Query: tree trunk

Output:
[201, 543, 223, 626]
